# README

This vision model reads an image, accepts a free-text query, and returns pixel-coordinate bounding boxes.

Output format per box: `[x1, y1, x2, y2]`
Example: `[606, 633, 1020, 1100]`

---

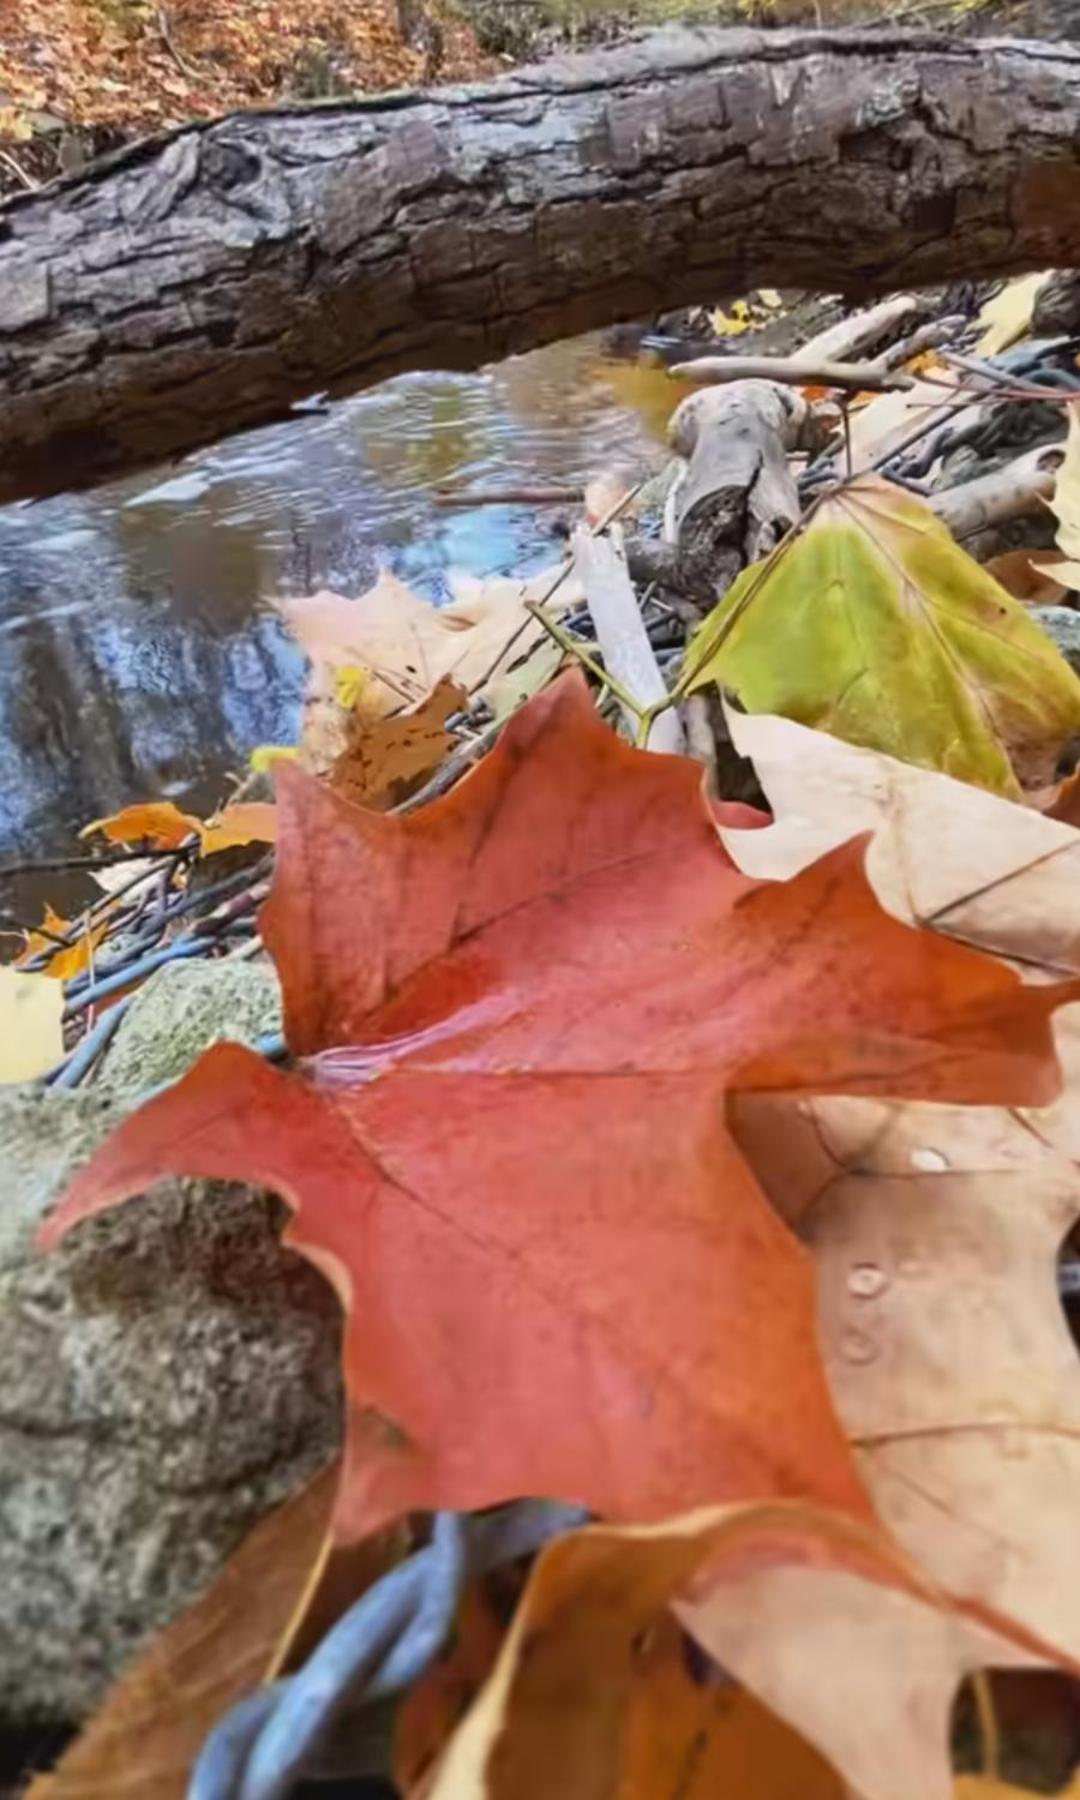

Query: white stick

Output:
[572, 526, 684, 754]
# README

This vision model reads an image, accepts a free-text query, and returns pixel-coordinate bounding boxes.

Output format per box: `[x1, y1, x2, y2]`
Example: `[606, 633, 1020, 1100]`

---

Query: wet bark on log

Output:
[2, 27, 1080, 502]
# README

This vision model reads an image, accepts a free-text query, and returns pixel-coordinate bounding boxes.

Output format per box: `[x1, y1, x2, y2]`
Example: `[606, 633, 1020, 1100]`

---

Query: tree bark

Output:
[2, 28, 1080, 503]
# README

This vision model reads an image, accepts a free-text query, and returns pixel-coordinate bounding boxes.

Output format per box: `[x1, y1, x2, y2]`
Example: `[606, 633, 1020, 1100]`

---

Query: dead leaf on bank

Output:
[26, 1465, 339, 1800]
[81, 800, 275, 858]
[81, 800, 200, 851]
[329, 677, 463, 812]
[1034, 405, 1080, 593]
[197, 801, 277, 855]
[428, 1504, 1032, 1800]
[975, 273, 1049, 358]
[43, 676, 1076, 1547]
[984, 549, 1070, 608]
[716, 705, 1080, 974]
[279, 563, 579, 721]
[677, 476, 1080, 797]
[844, 373, 962, 472]
[0, 965, 63, 1081]
[733, 1089, 1080, 1680]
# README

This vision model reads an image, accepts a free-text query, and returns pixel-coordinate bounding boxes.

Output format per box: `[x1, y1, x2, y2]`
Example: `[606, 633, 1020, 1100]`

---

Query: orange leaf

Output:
[198, 801, 278, 855]
[43, 675, 1076, 1543]
[81, 801, 200, 850]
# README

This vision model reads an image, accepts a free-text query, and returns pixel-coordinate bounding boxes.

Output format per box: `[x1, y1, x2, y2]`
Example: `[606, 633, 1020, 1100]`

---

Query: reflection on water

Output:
[0, 337, 674, 920]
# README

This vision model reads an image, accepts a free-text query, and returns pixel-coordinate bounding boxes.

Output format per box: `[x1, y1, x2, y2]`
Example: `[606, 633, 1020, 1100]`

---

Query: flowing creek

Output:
[0, 336, 675, 927]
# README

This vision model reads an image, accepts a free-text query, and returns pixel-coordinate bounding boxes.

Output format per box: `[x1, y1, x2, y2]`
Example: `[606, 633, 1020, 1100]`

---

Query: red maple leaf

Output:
[43, 676, 1074, 1541]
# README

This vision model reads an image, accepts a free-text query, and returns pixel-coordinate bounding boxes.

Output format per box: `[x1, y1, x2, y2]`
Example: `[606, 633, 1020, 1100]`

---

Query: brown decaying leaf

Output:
[428, 1505, 1035, 1800]
[395, 1590, 506, 1797]
[733, 1090, 1080, 1674]
[717, 704, 1080, 976]
[43, 676, 1077, 1548]
[984, 550, 1071, 609]
[279, 565, 579, 723]
[26, 1465, 340, 1799]
[329, 677, 463, 812]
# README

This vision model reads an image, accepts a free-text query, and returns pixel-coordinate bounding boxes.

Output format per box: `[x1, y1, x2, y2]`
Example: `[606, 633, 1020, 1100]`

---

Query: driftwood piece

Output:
[3, 30, 1080, 501]
[930, 444, 1062, 540]
[667, 381, 813, 600]
[669, 355, 915, 394]
[788, 294, 924, 366]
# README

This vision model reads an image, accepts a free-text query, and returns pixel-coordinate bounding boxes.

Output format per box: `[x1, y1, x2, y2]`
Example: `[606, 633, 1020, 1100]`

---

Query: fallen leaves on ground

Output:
[81, 799, 276, 856]
[428, 1504, 1032, 1800]
[677, 476, 1080, 796]
[0, 964, 63, 1081]
[0, 0, 489, 176]
[278, 564, 579, 729]
[43, 676, 1076, 1549]
[714, 703, 1080, 973]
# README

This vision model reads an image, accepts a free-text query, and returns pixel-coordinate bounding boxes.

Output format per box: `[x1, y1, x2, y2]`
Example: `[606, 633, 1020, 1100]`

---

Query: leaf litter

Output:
[17, 268, 1080, 1798]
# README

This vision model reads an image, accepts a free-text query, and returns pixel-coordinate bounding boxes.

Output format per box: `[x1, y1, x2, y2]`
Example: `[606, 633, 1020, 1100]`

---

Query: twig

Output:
[571, 526, 684, 753]
[0, 845, 187, 879]
[467, 478, 645, 698]
[0, 146, 37, 191]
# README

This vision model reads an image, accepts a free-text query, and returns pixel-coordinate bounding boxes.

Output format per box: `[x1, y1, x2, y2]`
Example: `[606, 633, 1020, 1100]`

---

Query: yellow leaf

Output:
[974, 272, 1049, 357]
[1041, 403, 1080, 575]
[677, 475, 1080, 795]
[80, 801, 201, 850]
[0, 966, 63, 1082]
[249, 745, 300, 775]
[333, 663, 374, 710]
[708, 299, 752, 337]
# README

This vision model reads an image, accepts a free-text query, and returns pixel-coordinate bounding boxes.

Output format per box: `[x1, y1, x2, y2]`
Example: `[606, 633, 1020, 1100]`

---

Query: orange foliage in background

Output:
[0, 0, 489, 163]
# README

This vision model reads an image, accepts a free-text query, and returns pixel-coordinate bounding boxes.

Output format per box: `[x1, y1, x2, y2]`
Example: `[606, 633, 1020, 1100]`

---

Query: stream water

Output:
[0, 336, 675, 925]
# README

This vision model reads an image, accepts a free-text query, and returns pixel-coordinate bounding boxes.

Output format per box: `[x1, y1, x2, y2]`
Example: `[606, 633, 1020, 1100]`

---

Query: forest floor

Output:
[0, 0, 1069, 197]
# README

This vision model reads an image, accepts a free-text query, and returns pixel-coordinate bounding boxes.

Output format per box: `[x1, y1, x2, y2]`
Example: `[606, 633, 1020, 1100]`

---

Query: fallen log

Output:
[2, 29, 1080, 502]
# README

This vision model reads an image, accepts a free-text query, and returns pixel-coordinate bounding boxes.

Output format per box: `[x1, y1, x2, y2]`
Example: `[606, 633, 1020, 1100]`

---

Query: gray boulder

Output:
[0, 960, 342, 1726]
[1032, 605, 1080, 679]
